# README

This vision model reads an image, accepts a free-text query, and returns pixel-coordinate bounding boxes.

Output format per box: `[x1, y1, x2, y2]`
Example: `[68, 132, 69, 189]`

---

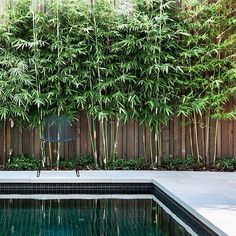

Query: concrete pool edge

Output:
[152, 179, 227, 236]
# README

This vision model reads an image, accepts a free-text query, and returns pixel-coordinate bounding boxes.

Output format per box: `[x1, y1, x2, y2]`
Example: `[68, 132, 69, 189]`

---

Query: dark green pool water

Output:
[0, 198, 191, 236]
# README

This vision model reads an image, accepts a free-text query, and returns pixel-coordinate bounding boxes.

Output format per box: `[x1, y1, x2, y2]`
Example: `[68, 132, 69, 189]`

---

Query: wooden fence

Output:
[0, 104, 236, 165]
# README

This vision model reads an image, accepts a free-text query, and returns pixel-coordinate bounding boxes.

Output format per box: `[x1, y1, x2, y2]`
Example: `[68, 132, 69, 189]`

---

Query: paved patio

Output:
[0, 170, 235, 236]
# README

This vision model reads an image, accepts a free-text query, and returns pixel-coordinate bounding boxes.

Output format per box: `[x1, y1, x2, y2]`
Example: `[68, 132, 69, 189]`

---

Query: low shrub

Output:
[211, 157, 236, 171]
[107, 158, 147, 170]
[78, 154, 97, 169]
[4, 154, 236, 171]
[53, 154, 96, 170]
[58, 160, 75, 170]
[6, 154, 38, 170]
[161, 157, 200, 171]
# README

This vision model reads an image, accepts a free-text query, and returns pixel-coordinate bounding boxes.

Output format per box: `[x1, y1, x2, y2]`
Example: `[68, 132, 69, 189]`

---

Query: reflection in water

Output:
[0, 198, 191, 236]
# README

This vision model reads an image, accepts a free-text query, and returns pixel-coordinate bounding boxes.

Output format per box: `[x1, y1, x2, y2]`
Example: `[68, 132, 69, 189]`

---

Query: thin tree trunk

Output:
[113, 119, 120, 159]
[193, 112, 200, 162]
[87, 114, 98, 166]
[49, 142, 52, 168]
[100, 120, 107, 168]
[92, 118, 98, 167]
[157, 130, 162, 166]
[105, 120, 109, 164]
[3, 120, 6, 164]
[154, 130, 158, 164]
[56, 142, 60, 170]
[150, 129, 153, 166]
[200, 116, 205, 160]
[213, 119, 219, 162]
[205, 110, 210, 164]
[189, 118, 194, 157]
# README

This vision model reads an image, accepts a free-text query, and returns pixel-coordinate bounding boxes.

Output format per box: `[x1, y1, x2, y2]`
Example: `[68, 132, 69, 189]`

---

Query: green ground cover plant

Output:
[5, 154, 236, 171]
[6, 154, 38, 170]
[0, 0, 236, 167]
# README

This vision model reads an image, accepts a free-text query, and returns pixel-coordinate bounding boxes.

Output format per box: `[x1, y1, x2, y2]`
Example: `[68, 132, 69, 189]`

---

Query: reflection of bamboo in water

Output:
[48, 200, 52, 229]
[92, 199, 98, 235]
[114, 200, 120, 235]
[57, 199, 61, 225]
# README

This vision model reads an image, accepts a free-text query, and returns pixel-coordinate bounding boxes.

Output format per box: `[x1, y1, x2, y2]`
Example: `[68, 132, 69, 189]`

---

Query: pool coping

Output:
[0, 170, 228, 236]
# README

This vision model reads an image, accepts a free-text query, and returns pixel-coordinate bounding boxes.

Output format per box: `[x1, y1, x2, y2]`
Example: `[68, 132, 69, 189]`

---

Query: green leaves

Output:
[0, 0, 235, 132]
[176, 0, 236, 119]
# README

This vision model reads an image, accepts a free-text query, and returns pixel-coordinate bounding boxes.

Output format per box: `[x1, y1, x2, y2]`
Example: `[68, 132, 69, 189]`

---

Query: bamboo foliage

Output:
[0, 0, 235, 165]
[177, 0, 236, 162]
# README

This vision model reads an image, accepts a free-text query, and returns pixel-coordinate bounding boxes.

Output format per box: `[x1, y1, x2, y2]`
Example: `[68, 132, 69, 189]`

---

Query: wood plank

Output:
[22, 128, 30, 155]
[185, 121, 191, 157]
[127, 119, 135, 159]
[117, 120, 123, 158]
[76, 112, 81, 156]
[134, 120, 139, 158]
[228, 102, 233, 157]
[181, 116, 186, 158]
[209, 119, 216, 163]
[169, 118, 174, 157]
[198, 115, 204, 159]
[138, 123, 144, 158]
[217, 120, 222, 158]
[173, 116, 180, 157]
[0, 124, 4, 164]
[34, 128, 41, 158]
[145, 126, 151, 163]
[122, 121, 127, 159]
[80, 111, 88, 155]
[234, 98, 236, 157]
[6, 121, 11, 162]
[11, 122, 17, 156]
[221, 119, 229, 156]
[162, 123, 170, 158]
[18, 126, 23, 154]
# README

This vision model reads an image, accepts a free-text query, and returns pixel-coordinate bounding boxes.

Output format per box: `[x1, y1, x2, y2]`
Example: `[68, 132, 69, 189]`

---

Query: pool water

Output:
[0, 198, 191, 236]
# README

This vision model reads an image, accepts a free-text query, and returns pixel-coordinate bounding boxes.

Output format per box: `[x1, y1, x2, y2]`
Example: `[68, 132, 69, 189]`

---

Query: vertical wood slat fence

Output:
[0, 107, 236, 165]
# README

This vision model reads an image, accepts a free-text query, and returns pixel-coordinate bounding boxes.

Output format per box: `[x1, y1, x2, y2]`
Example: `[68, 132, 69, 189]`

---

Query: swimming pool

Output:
[0, 197, 192, 236]
[0, 182, 217, 235]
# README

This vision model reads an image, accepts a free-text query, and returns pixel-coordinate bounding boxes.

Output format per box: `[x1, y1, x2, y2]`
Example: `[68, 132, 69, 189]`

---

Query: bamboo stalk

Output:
[154, 130, 158, 164]
[213, 119, 219, 162]
[113, 118, 120, 159]
[193, 112, 200, 161]
[105, 119, 109, 164]
[157, 130, 162, 166]
[150, 129, 153, 165]
[200, 116, 205, 160]
[3, 120, 6, 164]
[49, 141, 52, 168]
[189, 118, 194, 157]
[100, 120, 107, 168]
[87, 114, 97, 166]
[205, 110, 210, 164]
[92, 118, 98, 167]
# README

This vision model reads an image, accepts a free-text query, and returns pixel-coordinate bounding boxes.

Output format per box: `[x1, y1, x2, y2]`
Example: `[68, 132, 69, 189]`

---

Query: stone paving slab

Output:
[0, 170, 235, 235]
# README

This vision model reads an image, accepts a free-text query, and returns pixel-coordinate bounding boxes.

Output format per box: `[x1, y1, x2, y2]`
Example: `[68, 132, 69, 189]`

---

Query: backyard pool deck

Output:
[0, 170, 235, 236]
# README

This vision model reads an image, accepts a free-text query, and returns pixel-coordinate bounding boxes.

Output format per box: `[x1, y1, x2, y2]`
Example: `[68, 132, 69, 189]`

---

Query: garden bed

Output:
[3, 154, 236, 172]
